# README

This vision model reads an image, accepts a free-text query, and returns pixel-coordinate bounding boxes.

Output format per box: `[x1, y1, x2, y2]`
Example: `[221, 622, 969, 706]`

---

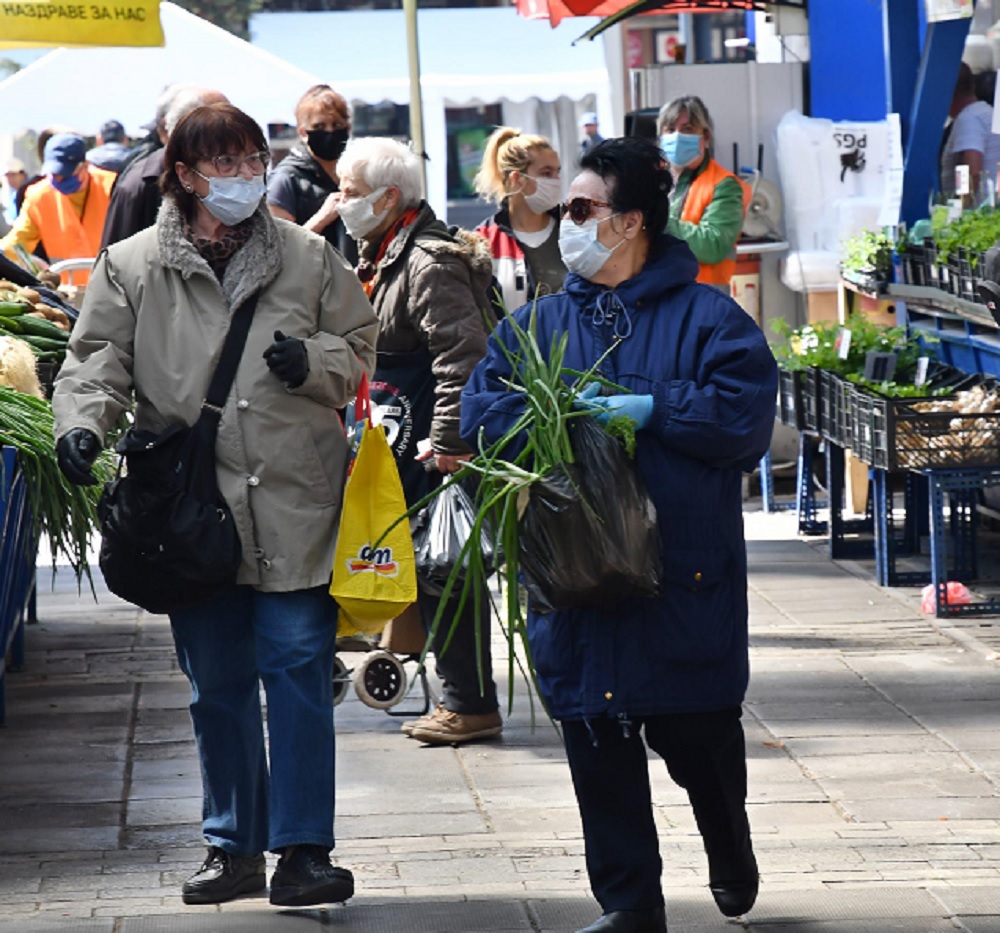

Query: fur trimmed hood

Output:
[156, 196, 283, 310]
[446, 226, 494, 285]
[364, 201, 494, 293]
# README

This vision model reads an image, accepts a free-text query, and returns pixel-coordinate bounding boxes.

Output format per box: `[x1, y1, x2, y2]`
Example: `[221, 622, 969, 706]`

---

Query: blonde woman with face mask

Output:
[474, 127, 566, 315]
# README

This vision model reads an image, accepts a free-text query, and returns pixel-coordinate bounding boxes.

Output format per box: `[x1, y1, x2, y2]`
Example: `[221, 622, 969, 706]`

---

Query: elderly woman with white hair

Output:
[335, 136, 503, 746]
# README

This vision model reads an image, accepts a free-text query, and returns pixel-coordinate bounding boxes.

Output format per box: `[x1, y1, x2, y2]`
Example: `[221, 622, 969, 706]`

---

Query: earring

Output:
[185, 186, 193, 192]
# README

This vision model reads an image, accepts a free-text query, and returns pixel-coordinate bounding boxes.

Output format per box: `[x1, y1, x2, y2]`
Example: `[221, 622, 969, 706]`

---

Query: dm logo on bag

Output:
[346, 543, 399, 577]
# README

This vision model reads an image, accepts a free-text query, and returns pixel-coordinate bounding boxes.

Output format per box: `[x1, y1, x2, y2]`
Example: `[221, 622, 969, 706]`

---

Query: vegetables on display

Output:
[840, 229, 894, 281]
[0, 386, 113, 583]
[0, 279, 71, 369]
[771, 316, 932, 392]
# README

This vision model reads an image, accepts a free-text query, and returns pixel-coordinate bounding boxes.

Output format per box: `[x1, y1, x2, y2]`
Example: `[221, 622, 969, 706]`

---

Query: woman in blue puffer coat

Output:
[460, 137, 778, 933]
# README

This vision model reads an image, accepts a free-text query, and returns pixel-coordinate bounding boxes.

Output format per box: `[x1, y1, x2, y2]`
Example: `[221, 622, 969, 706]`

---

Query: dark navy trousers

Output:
[561, 707, 752, 912]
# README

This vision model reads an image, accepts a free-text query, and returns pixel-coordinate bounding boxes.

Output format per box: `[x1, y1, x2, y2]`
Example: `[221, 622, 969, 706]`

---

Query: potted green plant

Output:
[840, 229, 894, 293]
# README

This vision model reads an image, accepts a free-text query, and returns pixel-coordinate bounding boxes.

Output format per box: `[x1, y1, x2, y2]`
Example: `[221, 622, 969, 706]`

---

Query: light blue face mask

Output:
[193, 170, 266, 227]
[659, 131, 703, 168]
[558, 215, 623, 280]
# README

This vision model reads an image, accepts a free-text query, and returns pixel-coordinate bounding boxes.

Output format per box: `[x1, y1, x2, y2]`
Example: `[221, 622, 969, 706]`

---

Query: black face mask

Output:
[306, 128, 349, 162]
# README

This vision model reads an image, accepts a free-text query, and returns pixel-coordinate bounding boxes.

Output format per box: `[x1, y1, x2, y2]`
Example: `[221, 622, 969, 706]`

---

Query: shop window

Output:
[446, 104, 502, 200]
[352, 103, 411, 139]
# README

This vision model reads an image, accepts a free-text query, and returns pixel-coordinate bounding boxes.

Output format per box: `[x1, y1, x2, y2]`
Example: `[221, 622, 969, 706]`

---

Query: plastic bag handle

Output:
[354, 372, 371, 423]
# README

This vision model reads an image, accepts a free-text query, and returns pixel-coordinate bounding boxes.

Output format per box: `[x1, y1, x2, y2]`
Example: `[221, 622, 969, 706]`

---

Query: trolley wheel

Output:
[332, 655, 350, 707]
[353, 650, 407, 709]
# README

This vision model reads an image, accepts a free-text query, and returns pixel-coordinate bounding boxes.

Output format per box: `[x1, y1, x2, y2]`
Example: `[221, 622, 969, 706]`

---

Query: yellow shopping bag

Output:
[329, 378, 417, 634]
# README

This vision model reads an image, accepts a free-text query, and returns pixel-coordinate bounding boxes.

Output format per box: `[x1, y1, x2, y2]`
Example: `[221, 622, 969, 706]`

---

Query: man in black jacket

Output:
[266, 84, 358, 265]
[100, 85, 227, 248]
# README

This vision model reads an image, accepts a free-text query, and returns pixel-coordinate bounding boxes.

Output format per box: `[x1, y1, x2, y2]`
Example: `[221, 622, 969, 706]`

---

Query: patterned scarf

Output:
[187, 221, 253, 271]
[357, 207, 422, 297]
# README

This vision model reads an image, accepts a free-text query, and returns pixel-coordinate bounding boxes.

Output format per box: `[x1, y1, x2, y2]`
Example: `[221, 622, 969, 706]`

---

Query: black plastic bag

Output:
[413, 480, 500, 596]
[518, 416, 661, 613]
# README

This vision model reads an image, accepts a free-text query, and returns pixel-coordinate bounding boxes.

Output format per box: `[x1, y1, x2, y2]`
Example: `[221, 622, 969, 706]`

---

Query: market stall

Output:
[0, 266, 105, 721]
[774, 240, 1000, 619]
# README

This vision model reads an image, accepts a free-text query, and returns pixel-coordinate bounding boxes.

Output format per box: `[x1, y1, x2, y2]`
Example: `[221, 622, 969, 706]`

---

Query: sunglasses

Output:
[561, 197, 612, 225]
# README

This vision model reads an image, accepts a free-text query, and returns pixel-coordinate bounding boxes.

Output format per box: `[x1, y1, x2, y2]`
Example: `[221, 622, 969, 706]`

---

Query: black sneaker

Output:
[181, 846, 266, 905]
[269, 845, 355, 907]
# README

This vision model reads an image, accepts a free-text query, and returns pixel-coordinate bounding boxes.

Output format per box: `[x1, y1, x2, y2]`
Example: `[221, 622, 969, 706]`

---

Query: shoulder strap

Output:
[202, 292, 260, 415]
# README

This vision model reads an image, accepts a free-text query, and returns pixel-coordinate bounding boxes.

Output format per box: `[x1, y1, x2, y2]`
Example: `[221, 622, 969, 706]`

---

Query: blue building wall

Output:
[809, 0, 888, 121]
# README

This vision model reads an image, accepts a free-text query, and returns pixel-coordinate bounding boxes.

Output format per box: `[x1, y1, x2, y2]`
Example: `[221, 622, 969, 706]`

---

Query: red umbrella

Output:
[517, 0, 804, 39]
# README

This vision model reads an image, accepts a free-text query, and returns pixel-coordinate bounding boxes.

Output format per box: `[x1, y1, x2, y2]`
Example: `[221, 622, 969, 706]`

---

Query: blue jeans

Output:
[170, 585, 338, 855]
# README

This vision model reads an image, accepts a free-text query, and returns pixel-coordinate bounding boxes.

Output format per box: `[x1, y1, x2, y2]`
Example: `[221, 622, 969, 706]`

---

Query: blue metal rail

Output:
[0, 447, 37, 725]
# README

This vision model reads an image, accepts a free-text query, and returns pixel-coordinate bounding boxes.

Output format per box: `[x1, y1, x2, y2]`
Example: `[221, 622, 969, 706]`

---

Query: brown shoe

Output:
[400, 702, 446, 737]
[408, 705, 502, 745]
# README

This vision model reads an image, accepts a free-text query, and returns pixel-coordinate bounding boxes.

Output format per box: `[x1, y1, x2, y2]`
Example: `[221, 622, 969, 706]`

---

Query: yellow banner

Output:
[0, 0, 163, 48]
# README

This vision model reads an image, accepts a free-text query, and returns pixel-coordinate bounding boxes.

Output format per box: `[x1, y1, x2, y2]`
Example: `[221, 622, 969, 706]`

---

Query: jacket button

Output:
[694, 571, 703, 582]
[604, 691, 613, 700]
[262, 559, 272, 570]
[237, 399, 249, 410]
[247, 475, 260, 486]
[253, 547, 265, 558]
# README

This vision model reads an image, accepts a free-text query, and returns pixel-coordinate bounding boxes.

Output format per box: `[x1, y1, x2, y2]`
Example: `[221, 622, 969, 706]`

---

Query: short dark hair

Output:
[162, 102, 268, 220]
[956, 62, 976, 96]
[579, 136, 672, 236]
[100, 119, 126, 143]
[976, 69, 997, 104]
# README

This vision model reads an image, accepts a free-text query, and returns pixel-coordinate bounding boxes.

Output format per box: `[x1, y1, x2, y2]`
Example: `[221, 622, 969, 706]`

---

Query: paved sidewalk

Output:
[0, 508, 998, 932]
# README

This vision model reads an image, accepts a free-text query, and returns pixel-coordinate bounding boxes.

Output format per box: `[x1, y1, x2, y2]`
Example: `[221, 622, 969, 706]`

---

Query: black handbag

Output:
[97, 295, 258, 614]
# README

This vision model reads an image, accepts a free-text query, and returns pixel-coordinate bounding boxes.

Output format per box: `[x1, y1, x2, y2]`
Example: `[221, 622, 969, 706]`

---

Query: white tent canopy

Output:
[0, 3, 322, 139]
[250, 8, 615, 216]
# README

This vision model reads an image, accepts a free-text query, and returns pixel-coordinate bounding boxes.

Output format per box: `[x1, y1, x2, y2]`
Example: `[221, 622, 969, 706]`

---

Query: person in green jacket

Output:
[657, 95, 749, 290]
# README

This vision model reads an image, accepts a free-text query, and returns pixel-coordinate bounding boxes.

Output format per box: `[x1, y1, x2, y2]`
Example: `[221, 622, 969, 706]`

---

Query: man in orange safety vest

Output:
[0, 133, 116, 285]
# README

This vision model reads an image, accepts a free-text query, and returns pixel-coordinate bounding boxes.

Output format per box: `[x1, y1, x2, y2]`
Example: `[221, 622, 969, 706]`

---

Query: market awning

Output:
[517, 0, 806, 38]
[249, 7, 609, 105]
[0, 3, 322, 136]
[0, 0, 163, 48]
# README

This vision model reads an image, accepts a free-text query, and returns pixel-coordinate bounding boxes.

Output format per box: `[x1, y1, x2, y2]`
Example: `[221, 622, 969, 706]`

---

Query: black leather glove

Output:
[56, 428, 100, 486]
[263, 329, 309, 388]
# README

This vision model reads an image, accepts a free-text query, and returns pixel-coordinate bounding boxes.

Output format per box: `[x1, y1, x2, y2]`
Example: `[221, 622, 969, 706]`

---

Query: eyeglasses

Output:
[206, 151, 270, 177]
[561, 197, 612, 225]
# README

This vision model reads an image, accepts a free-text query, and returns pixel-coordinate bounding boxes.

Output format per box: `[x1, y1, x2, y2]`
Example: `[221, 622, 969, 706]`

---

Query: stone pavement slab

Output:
[0, 508, 999, 930]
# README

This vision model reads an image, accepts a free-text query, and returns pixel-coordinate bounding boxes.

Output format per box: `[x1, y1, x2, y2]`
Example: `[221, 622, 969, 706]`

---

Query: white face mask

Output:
[558, 215, 622, 280]
[193, 171, 265, 227]
[522, 175, 562, 214]
[339, 186, 389, 240]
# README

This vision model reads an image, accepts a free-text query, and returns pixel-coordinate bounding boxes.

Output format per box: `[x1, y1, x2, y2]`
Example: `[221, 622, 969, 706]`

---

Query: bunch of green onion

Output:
[0, 386, 113, 586]
[399, 306, 635, 722]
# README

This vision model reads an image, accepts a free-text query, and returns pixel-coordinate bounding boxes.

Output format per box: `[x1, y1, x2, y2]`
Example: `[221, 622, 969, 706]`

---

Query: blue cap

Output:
[42, 133, 86, 176]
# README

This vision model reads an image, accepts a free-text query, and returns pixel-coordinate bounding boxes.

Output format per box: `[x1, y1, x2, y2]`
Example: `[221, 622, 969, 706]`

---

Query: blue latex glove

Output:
[573, 382, 602, 409]
[589, 393, 654, 429]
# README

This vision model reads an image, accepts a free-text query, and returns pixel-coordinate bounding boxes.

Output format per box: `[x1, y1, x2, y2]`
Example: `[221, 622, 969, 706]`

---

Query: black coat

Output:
[100, 149, 164, 249]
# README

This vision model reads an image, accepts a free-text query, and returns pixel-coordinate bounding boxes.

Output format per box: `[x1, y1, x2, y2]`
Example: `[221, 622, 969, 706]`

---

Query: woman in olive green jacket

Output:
[52, 104, 377, 910]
